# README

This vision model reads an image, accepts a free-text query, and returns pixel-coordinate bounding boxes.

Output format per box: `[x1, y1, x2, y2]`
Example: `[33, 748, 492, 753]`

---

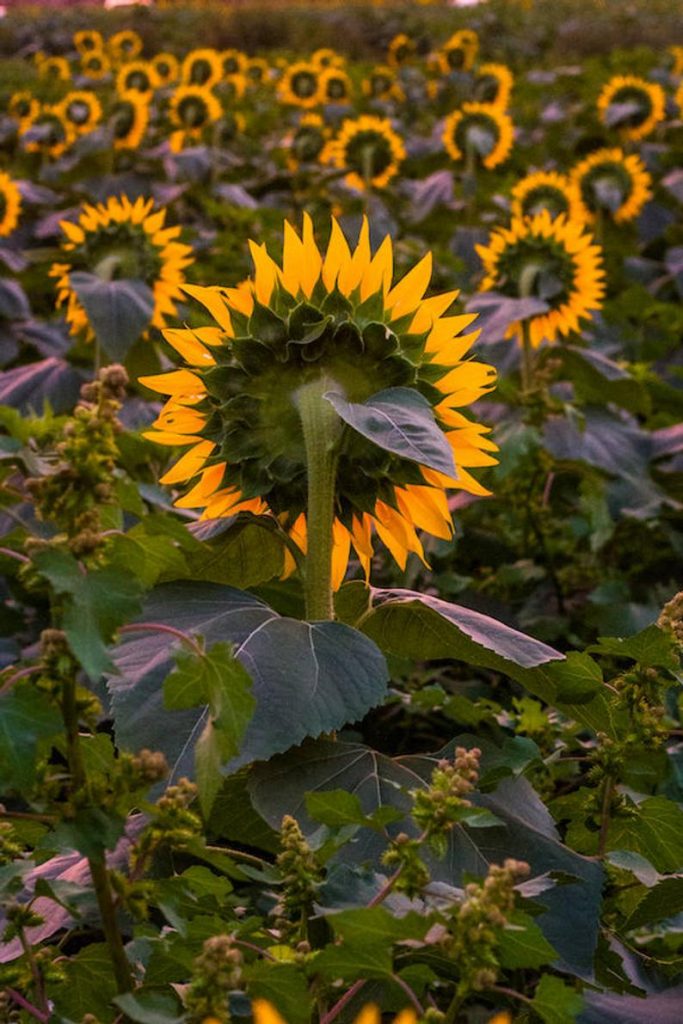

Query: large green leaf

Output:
[532, 975, 584, 1024]
[0, 683, 62, 792]
[249, 737, 604, 979]
[109, 582, 387, 778]
[70, 271, 155, 361]
[325, 386, 456, 476]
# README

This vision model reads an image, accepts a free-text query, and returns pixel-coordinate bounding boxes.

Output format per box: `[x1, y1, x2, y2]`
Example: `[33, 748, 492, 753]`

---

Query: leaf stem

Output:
[597, 775, 615, 858]
[6, 988, 49, 1023]
[295, 377, 342, 621]
[118, 621, 204, 657]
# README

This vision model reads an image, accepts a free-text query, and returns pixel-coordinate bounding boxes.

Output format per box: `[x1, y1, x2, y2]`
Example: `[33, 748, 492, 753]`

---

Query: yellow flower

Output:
[221, 49, 247, 78]
[597, 74, 666, 141]
[278, 62, 322, 109]
[0, 171, 22, 237]
[319, 67, 353, 105]
[675, 81, 683, 119]
[438, 29, 479, 74]
[8, 91, 40, 128]
[570, 147, 652, 224]
[37, 55, 71, 83]
[168, 84, 222, 147]
[284, 112, 329, 171]
[22, 105, 75, 159]
[51, 195, 193, 341]
[324, 115, 405, 190]
[140, 214, 497, 585]
[246, 57, 270, 85]
[151, 52, 180, 86]
[116, 60, 161, 97]
[81, 51, 111, 80]
[476, 211, 606, 348]
[511, 170, 585, 223]
[252, 1003, 416, 1024]
[108, 29, 143, 64]
[473, 63, 514, 108]
[312, 48, 345, 70]
[73, 30, 105, 56]
[670, 45, 683, 78]
[387, 33, 416, 67]
[61, 91, 103, 134]
[110, 92, 150, 150]
[181, 48, 223, 88]
[362, 65, 404, 103]
[442, 103, 514, 170]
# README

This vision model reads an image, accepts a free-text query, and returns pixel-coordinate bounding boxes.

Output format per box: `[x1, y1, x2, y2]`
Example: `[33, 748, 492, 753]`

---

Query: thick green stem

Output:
[295, 377, 341, 621]
[520, 317, 534, 395]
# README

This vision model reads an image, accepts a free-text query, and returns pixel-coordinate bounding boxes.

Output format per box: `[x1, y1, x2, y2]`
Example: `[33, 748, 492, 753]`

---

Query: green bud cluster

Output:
[273, 815, 323, 926]
[133, 777, 202, 869]
[658, 590, 683, 648]
[0, 820, 23, 864]
[381, 831, 430, 897]
[185, 934, 243, 1024]
[412, 748, 481, 855]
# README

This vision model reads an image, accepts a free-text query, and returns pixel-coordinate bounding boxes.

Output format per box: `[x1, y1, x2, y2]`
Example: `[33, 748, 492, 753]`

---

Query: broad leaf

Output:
[325, 386, 456, 476]
[0, 356, 83, 414]
[109, 582, 387, 778]
[626, 877, 683, 929]
[465, 292, 550, 343]
[70, 271, 155, 361]
[532, 975, 584, 1024]
[244, 962, 311, 1024]
[0, 683, 62, 791]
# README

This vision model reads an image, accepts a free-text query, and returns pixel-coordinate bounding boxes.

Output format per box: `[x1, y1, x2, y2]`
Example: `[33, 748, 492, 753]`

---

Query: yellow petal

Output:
[249, 240, 279, 305]
[159, 440, 215, 485]
[331, 518, 351, 591]
[386, 252, 432, 319]
[359, 234, 393, 301]
[162, 328, 217, 366]
[322, 217, 352, 292]
[252, 1000, 287, 1024]
[139, 369, 205, 399]
[182, 284, 233, 333]
[338, 216, 370, 296]
[173, 462, 226, 508]
[301, 212, 322, 296]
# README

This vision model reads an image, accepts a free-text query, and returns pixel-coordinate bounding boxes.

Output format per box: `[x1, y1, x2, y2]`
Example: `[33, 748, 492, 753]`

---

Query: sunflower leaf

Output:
[325, 385, 456, 476]
[69, 272, 155, 361]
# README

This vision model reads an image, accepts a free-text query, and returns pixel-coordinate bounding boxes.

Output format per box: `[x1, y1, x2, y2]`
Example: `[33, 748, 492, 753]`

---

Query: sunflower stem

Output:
[296, 377, 342, 621]
[520, 318, 534, 395]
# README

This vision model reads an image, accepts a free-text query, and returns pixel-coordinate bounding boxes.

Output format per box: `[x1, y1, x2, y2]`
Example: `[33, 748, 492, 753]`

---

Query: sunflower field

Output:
[0, 0, 682, 1021]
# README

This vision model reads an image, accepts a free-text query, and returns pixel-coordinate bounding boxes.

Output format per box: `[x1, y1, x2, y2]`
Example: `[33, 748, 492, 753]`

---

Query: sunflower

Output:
[116, 60, 160, 97]
[139, 214, 497, 587]
[21, 105, 75, 159]
[597, 75, 666, 141]
[387, 33, 415, 67]
[253, 1004, 415, 1024]
[319, 67, 353, 105]
[61, 91, 103, 135]
[324, 115, 405, 191]
[670, 45, 683, 78]
[472, 63, 514, 108]
[108, 30, 143, 64]
[168, 84, 222, 149]
[362, 65, 403, 103]
[51, 195, 192, 341]
[8, 91, 40, 128]
[570, 147, 652, 225]
[221, 49, 247, 78]
[284, 112, 329, 171]
[37, 55, 71, 83]
[511, 170, 584, 223]
[442, 103, 514, 170]
[81, 51, 111, 80]
[476, 211, 606, 348]
[0, 171, 22, 237]
[151, 52, 180, 87]
[218, 74, 247, 103]
[213, 111, 247, 148]
[278, 62, 322, 109]
[438, 30, 479, 74]
[109, 92, 149, 151]
[312, 48, 345, 70]
[246, 57, 270, 85]
[181, 48, 223, 88]
[73, 30, 104, 56]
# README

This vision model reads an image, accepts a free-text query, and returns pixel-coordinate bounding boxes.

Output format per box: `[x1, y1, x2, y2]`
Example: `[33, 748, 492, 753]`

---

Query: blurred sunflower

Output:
[670, 45, 683, 78]
[8, 91, 40, 128]
[116, 60, 160, 97]
[110, 92, 149, 151]
[51, 195, 192, 341]
[61, 91, 103, 135]
[324, 115, 405, 191]
[442, 103, 513, 170]
[139, 214, 497, 583]
[151, 52, 180, 87]
[73, 30, 104, 56]
[108, 29, 143, 64]
[319, 67, 353, 105]
[473, 63, 514, 108]
[181, 48, 223, 88]
[221, 49, 247, 78]
[570, 147, 652, 224]
[312, 48, 345, 70]
[253, 1003, 415, 1024]
[81, 51, 111, 81]
[22, 105, 75, 159]
[168, 84, 222, 151]
[438, 30, 479, 74]
[476, 211, 606, 348]
[675, 81, 683, 118]
[387, 33, 415, 67]
[362, 65, 403, 103]
[37, 55, 71, 83]
[278, 62, 322, 109]
[246, 57, 269, 85]
[511, 170, 584, 222]
[597, 74, 665, 141]
[0, 171, 22, 237]
[213, 111, 247, 147]
[284, 112, 329, 171]
[218, 74, 247, 103]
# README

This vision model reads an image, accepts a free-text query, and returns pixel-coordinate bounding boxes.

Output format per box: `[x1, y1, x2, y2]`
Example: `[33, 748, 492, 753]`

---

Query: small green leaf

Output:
[607, 797, 683, 873]
[244, 962, 311, 1024]
[626, 877, 683, 929]
[113, 991, 183, 1024]
[531, 975, 584, 1024]
[547, 652, 603, 704]
[498, 911, 558, 969]
[590, 624, 679, 671]
[0, 684, 62, 791]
